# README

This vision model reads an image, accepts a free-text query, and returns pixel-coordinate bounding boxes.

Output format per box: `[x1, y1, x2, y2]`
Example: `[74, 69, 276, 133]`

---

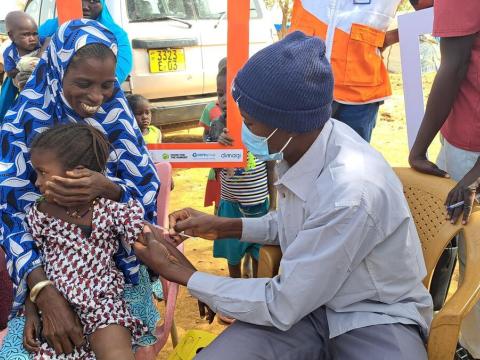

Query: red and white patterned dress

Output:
[27, 198, 148, 359]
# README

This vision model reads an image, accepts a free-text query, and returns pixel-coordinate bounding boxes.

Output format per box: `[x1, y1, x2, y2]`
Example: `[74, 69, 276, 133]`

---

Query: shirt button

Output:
[282, 193, 286, 198]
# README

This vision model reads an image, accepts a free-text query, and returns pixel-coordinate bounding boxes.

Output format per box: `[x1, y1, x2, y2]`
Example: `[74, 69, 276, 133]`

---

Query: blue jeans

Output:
[331, 101, 381, 143]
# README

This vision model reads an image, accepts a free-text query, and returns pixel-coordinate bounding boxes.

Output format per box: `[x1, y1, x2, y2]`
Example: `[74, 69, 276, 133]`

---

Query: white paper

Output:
[398, 7, 434, 149]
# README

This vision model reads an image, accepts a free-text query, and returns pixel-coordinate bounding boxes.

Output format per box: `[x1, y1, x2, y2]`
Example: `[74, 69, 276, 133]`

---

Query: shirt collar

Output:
[276, 119, 334, 201]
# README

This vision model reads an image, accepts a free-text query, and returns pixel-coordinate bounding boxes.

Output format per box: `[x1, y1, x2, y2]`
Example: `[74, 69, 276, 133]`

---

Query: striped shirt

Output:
[220, 157, 269, 207]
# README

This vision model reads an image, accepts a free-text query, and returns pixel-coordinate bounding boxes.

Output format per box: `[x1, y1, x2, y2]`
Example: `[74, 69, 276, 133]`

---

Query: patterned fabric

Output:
[0, 19, 160, 316]
[0, 268, 159, 358]
[2, 40, 43, 73]
[0, 317, 31, 359]
[26, 198, 147, 359]
[219, 159, 269, 207]
[2, 43, 21, 73]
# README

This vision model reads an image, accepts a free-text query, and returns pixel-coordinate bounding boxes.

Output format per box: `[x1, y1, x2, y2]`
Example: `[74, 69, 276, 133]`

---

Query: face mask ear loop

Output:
[279, 137, 293, 153]
[265, 128, 278, 142]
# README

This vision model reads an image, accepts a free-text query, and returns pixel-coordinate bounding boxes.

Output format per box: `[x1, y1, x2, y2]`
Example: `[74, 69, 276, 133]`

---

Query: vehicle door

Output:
[193, 0, 277, 95]
[122, 0, 204, 100]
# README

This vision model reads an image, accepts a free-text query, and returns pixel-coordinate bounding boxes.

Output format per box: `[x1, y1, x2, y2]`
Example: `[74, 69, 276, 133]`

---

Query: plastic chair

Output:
[258, 167, 480, 360]
[135, 161, 183, 359]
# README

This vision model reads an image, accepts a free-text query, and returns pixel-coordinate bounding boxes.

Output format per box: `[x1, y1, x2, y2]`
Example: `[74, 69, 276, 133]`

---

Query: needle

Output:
[157, 226, 195, 239]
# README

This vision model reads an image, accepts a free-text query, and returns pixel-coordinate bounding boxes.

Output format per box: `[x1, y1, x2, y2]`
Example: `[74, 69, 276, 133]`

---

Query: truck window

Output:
[127, 0, 193, 21]
[193, 0, 260, 19]
[25, 0, 42, 25]
[39, 0, 56, 26]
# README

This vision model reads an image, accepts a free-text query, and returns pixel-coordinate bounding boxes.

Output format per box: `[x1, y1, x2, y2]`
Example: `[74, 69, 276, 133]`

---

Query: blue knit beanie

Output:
[232, 31, 333, 133]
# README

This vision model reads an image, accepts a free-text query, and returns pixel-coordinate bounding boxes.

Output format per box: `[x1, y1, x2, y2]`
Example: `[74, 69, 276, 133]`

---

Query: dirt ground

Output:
[156, 73, 445, 359]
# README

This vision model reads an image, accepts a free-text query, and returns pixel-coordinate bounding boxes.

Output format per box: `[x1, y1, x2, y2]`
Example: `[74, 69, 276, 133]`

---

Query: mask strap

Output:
[265, 128, 278, 142]
[279, 137, 293, 153]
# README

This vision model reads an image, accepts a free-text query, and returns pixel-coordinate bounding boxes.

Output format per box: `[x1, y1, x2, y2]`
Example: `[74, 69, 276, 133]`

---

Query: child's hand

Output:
[218, 128, 233, 146]
[24, 300, 42, 353]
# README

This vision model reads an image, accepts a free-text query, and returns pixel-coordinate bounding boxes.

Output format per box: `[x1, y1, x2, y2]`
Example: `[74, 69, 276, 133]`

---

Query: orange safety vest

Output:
[290, 0, 400, 104]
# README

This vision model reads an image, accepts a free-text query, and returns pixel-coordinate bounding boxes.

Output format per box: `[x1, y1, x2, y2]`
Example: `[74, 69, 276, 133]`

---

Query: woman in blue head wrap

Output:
[39, 0, 133, 83]
[0, 19, 159, 358]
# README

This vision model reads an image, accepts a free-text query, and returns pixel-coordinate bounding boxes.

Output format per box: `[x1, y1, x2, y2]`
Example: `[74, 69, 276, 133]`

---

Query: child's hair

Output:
[126, 94, 149, 113]
[31, 123, 111, 173]
[69, 43, 117, 69]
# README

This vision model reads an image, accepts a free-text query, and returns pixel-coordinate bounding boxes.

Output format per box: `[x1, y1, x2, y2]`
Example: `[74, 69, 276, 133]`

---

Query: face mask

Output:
[241, 123, 292, 161]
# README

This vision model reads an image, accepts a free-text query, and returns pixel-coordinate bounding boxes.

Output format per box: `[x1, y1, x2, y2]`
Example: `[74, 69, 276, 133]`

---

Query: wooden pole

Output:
[57, 0, 83, 24]
[227, 0, 249, 151]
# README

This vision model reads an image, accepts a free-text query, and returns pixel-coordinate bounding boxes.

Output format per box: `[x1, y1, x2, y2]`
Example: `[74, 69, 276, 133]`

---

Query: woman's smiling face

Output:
[62, 53, 116, 118]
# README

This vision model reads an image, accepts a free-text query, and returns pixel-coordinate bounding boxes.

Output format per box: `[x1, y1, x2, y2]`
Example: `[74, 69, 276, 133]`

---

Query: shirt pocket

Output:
[343, 23, 385, 86]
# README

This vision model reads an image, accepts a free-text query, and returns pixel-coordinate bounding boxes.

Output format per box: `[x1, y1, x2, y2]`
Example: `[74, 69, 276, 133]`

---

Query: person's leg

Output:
[227, 263, 242, 278]
[252, 258, 258, 278]
[123, 266, 160, 347]
[242, 253, 253, 278]
[331, 323, 427, 360]
[331, 101, 380, 142]
[90, 325, 134, 360]
[195, 307, 331, 360]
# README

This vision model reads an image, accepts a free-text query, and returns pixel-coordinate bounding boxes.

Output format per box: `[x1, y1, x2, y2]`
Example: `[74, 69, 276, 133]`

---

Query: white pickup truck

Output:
[23, 0, 277, 131]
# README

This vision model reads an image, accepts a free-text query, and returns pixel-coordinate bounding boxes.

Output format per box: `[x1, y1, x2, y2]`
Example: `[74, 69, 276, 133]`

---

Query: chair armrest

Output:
[258, 245, 282, 278]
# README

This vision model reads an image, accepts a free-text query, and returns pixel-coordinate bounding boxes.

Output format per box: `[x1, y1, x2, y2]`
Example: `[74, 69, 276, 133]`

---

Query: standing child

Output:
[127, 94, 162, 144]
[200, 58, 225, 210]
[24, 124, 147, 360]
[0, 11, 47, 119]
[207, 60, 276, 281]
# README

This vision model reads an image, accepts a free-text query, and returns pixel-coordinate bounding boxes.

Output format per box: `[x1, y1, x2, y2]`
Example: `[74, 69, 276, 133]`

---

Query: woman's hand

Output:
[14, 71, 32, 91]
[445, 171, 480, 224]
[23, 298, 42, 353]
[45, 167, 121, 207]
[35, 286, 85, 355]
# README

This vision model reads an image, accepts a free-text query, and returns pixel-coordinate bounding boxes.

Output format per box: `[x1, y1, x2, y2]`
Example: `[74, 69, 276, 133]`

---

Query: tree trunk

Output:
[279, 0, 290, 39]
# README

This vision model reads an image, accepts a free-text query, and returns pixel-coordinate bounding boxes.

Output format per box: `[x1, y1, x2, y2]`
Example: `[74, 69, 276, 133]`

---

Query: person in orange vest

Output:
[289, 0, 424, 142]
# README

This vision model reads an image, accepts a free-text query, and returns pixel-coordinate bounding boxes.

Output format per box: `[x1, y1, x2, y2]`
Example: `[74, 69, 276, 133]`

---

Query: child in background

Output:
[0, 11, 47, 119]
[200, 58, 226, 209]
[25, 124, 147, 360]
[127, 94, 162, 144]
[207, 60, 276, 283]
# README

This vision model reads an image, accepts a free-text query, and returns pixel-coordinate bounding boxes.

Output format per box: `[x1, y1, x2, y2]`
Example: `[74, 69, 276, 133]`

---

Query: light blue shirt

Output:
[188, 119, 433, 339]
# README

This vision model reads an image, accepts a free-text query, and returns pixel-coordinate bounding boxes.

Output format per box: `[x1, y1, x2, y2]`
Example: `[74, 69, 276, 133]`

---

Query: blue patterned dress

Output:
[0, 20, 160, 358]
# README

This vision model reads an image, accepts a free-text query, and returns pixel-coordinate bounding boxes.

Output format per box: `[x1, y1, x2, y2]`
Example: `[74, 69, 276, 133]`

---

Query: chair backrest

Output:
[155, 162, 172, 228]
[393, 168, 466, 288]
[394, 167, 480, 360]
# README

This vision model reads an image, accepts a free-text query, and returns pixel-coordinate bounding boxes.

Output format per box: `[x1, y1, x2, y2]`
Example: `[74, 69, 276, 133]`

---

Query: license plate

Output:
[148, 48, 185, 73]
